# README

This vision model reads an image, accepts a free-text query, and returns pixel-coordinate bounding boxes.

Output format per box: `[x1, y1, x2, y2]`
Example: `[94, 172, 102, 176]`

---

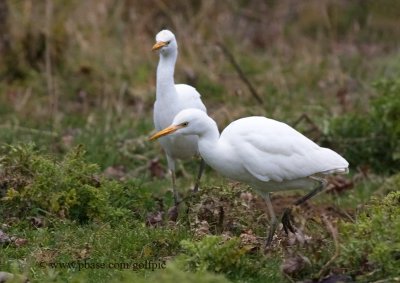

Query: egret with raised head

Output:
[152, 30, 207, 206]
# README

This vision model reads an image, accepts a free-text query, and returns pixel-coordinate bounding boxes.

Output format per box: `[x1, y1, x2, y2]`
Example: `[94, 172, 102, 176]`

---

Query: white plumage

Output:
[150, 109, 349, 245]
[152, 30, 207, 204]
[221, 117, 348, 184]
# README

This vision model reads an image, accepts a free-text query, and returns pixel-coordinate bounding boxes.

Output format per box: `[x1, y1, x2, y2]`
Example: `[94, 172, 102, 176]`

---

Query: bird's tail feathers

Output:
[321, 167, 349, 175]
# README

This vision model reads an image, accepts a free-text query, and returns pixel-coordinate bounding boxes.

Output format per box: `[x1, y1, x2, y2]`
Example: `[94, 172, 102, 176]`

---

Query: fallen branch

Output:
[292, 113, 322, 141]
[217, 42, 264, 105]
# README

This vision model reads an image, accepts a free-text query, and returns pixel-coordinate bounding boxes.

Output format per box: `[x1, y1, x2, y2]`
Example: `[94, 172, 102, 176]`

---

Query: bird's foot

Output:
[282, 207, 296, 234]
[168, 205, 179, 222]
[192, 182, 200, 193]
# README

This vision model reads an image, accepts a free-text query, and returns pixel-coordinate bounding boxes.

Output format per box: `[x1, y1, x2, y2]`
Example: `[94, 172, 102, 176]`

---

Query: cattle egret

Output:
[152, 30, 207, 205]
[150, 109, 349, 245]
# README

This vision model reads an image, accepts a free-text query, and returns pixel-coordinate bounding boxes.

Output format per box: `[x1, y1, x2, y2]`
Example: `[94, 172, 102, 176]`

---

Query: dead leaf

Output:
[319, 274, 354, 283]
[146, 211, 163, 227]
[239, 230, 259, 246]
[34, 249, 58, 264]
[281, 254, 311, 275]
[78, 63, 92, 75]
[30, 217, 45, 228]
[336, 87, 349, 112]
[167, 206, 178, 222]
[148, 158, 165, 178]
[0, 230, 11, 245]
[326, 176, 354, 194]
[0, 272, 13, 283]
[0, 224, 9, 231]
[14, 238, 28, 247]
[240, 192, 254, 208]
[103, 166, 126, 180]
[77, 244, 91, 260]
[0, 272, 29, 283]
[194, 220, 210, 238]
[61, 134, 74, 149]
[287, 229, 312, 246]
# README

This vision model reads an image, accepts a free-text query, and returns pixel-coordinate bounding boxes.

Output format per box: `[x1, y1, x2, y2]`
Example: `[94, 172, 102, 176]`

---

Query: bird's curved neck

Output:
[197, 118, 221, 162]
[156, 51, 177, 98]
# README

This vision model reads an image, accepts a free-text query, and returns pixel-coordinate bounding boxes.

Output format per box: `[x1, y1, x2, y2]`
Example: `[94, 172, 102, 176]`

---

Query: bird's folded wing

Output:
[226, 118, 347, 182]
[175, 84, 207, 113]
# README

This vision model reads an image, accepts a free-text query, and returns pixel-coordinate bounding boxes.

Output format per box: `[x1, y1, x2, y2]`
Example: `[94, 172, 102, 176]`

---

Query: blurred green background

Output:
[1, 0, 400, 172]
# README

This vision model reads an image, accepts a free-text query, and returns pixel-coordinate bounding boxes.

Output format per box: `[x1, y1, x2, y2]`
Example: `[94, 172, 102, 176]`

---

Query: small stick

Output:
[217, 42, 264, 105]
[217, 205, 224, 234]
[317, 214, 340, 278]
[45, 0, 58, 131]
[292, 113, 322, 141]
[292, 113, 319, 131]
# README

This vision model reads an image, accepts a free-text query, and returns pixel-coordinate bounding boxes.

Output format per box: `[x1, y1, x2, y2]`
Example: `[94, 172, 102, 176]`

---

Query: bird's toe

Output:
[282, 207, 296, 234]
[168, 205, 179, 222]
[266, 230, 274, 247]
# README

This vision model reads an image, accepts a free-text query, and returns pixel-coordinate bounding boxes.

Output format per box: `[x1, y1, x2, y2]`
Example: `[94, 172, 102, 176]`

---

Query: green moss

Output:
[113, 264, 231, 283]
[0, 220, 191, 283]
[175, 236, 286, 283]
[338, 191, 400, 281]
[324, 78, 400, 173]
[378, 172, 400, 195]
[0, 144, 150, 223]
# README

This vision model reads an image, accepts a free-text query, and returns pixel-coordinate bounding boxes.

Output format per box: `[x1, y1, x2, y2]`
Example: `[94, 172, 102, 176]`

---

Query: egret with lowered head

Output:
[150, 109, 349, 245]
[152, 30, 207, 206]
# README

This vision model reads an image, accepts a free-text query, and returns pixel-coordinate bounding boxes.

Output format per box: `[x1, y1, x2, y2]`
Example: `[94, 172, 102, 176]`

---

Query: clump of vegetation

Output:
[113, 264, 231, 283]
[338, 191, 400, 281]
[185, 185, 267, 236]
[378, 172, 400, 195]
[0, 144, 143, 223]
[175, 236, 285, 282]
[324, 78, 400, 173]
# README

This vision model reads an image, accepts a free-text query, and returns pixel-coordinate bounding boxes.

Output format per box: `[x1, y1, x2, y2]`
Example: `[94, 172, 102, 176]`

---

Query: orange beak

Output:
[149, 125, 181, 141]
[152, 41, 167, 51]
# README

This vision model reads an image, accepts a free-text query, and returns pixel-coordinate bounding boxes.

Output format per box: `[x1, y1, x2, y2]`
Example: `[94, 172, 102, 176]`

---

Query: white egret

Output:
[152, 30, 207, 206]
[150, 109, 349, 245]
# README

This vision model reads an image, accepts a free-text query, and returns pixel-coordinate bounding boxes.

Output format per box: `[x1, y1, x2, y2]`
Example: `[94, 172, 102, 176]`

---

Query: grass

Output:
[1, 145, 398, 282]
[1, 0, 400, 282]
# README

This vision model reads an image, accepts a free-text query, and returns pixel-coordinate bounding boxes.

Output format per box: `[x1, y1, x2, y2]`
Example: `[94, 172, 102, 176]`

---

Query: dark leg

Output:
[193, 158, 205, 193]
[166, 156, 180, 207]
[282, 177, 327, 234]
[264, 193, 278, 247]
[171, 170, 179, 206]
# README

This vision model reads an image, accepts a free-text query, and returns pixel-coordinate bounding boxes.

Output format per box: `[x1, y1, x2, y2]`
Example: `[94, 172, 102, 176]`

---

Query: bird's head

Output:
[152, 30, 177, 55]
[149, 109, 211, 140]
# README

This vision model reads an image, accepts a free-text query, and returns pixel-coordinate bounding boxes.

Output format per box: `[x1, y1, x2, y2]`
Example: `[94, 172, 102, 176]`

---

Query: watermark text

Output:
[38, 260, 166, 271]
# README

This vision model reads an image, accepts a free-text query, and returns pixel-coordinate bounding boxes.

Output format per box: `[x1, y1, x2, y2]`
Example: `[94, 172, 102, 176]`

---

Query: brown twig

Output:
[292, 113, 322, 141]
[0, 0, 10, 57]
[317, 214, 340, 278]
[217, 42, 264, 105]
[217, 205, 224, 234]
[45, 0, 57, 130]
[282, 273, 296, 283]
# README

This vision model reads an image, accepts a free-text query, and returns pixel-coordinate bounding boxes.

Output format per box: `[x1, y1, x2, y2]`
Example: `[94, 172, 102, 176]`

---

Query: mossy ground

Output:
[1, 1, 400, 282]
